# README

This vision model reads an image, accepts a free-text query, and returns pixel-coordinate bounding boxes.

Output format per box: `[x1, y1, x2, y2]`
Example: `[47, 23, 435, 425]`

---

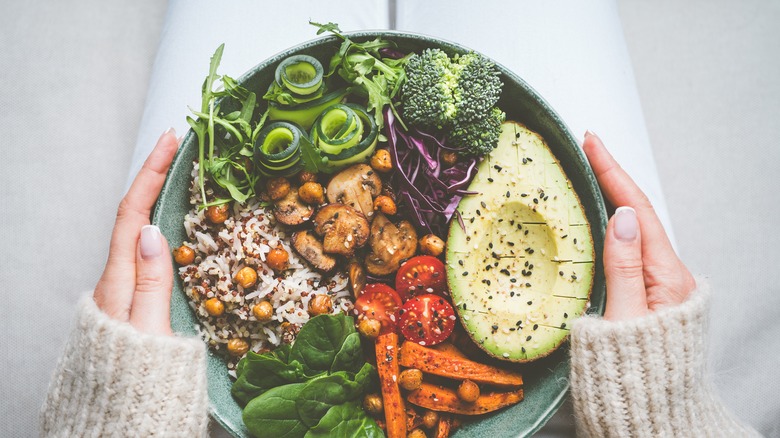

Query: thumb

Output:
[129, 225, 174, 335]
[603, 206, 648, 321]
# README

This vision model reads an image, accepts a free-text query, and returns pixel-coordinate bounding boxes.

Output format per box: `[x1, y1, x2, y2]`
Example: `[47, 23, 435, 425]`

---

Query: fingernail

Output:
[614, 206, 638, 241]
[162, 127, 176, 138]
[584, 130, 596, 138]
[140, 225, 163, 259]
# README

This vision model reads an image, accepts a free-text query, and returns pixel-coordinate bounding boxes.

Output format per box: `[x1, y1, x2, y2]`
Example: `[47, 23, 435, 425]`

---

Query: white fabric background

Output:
[1, 0, 778, 436]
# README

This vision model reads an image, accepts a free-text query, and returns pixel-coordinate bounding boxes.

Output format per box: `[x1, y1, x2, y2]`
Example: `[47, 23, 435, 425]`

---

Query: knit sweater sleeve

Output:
[569, 278, 759, 438]
[40, 295, 209, 437]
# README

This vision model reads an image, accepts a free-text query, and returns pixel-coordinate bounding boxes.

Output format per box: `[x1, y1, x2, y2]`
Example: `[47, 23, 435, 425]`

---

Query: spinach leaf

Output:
[330, 332, 364, 374]
[304, 401, 384, 438]
[295, 363, 376, 428]
[231, 350, 305, 406]
[243, 383, 309, 438]
[289, 313, 357, 376]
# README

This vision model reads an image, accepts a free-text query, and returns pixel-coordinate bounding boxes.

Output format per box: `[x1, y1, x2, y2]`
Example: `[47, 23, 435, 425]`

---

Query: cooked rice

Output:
[178, 162, 352, 369]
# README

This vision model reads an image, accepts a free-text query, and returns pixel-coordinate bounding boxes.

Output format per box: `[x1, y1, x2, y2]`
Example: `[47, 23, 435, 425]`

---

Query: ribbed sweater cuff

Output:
[569, 277, 759, 438]
[40, 295, 209, 437]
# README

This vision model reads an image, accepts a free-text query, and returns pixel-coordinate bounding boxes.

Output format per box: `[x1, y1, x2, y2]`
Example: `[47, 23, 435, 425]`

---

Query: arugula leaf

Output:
[299, 134, 330, 174]
[309, 21, 409, 132]
[310, 21, 342, 36]
[189, 45, 265, 207]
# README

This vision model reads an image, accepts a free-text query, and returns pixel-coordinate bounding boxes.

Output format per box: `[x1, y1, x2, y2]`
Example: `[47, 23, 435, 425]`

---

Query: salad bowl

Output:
[153, 30, 608, 438]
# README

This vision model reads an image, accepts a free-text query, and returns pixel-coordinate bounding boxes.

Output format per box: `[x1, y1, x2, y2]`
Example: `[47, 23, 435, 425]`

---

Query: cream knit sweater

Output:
[570, 280, 760, 437]
[40, 297, 209, 437]
[42, 282, 758, 437]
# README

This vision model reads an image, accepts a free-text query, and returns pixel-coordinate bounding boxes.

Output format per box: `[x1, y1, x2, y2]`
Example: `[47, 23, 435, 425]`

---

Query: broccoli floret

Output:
[401, 49, 504, 156]
[449, 107, 506, 156]
[401, 48, 457, 128]
[453, 52, 502, 124]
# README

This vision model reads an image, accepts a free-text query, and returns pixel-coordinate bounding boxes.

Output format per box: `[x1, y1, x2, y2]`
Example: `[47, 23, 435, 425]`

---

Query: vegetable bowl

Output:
[153, 29, 608, 438]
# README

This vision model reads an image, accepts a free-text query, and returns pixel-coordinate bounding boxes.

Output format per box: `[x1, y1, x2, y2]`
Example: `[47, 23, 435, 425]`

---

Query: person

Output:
[39, 128, 759, 437]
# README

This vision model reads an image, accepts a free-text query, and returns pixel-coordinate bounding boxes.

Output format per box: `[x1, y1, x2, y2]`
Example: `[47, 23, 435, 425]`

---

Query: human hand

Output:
[93, 129, 179, 335]
[583, 131, 696, 321]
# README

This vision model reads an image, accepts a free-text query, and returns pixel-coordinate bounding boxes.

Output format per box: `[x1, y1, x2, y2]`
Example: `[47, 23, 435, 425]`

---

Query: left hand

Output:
[93, 128, 179, 335]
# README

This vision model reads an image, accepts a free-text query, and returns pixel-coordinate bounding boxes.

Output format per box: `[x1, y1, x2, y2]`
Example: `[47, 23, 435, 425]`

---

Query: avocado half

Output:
[446, 121, 595, 362]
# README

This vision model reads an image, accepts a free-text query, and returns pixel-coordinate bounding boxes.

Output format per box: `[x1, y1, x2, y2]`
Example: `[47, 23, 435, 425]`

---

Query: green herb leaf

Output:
[243, 383, 309, 438]
[299, 134, 329, 174]
[231, 350, 306, 406]
[295, 365, 374, 428]
[288, 313, 358, 376]
[310, 21, 342, 36]
[304, 401, 383, 438]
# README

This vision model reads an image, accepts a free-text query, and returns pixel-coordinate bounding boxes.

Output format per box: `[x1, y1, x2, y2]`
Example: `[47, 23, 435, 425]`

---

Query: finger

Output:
[111, 128, 179, 264]
[96, 129, 178, 320]
[603, 207, 648, 321]
[582, 131, 679, 268]
[129, 225, 174, 335]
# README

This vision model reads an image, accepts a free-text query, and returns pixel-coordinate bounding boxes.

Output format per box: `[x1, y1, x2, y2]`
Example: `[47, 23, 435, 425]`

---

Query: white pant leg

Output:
[127, 0, 390, 188]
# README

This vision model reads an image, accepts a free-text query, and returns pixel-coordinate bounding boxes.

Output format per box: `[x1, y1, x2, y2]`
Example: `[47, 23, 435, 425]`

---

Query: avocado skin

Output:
[446, 121, 595, 363]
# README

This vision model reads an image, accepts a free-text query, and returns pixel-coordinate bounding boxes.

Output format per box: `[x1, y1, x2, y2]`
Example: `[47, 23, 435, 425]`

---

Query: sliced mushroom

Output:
[365, 213, 418, 276]
[326, 164, 382, 218]
[273, 185, 314, 226]
[347, 259, 366, 297]
[313, 204, 370, 256]
[292, 230, 337, 273]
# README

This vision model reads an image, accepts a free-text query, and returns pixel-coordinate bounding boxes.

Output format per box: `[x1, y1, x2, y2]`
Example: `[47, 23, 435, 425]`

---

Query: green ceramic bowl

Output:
[153, 31, 607, 438]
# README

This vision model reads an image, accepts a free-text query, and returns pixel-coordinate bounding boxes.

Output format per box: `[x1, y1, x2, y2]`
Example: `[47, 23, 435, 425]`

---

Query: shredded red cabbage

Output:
[384, 107, 480, 236]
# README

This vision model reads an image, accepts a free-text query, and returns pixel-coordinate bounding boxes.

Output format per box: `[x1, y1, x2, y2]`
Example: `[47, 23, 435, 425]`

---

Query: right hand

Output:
[582, 131, 697, 321]
[93, 128, 179, 335]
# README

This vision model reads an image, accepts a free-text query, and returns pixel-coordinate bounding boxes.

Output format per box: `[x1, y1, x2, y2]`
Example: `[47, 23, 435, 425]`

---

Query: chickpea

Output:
[206, 203, 230, 224]
[308, 294, 333, 316]
[358, 318, 381, 340]
[226, 338, 249, 356]
[441, 150, 458, 166]
[418, 234, 445, 257]
[421, 410, 439, 430]
[234, 266, 258, 288]
[266, 247, 290, 271]
[373, 195, 397, 215]
[298, 170, 317, 184]
[407, 429, 427, 438]
[457, 379, 480, 403]
[173, 245, 196, 265]
[399, 368, 423, 391]
[266, 177, 291, 201]
[298, 182, 325, 205]
[204, 297, 225, 316]
[363, 393, 384, 417]
[370, 149, 393, 173]
[252, 301, 274, 322]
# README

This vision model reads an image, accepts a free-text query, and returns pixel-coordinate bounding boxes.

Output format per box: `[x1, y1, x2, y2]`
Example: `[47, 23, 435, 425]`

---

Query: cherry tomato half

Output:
[395, 256, 448, 300]
[353, 283, 402, 334]
[398, 294, 456, 346]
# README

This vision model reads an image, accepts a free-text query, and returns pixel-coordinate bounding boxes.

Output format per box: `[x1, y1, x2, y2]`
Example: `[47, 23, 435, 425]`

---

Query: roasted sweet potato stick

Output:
[431, 342, 468, 359]
[407, 382, 524, 415]
[376, 333, 407, 438]
[399, 341, 524, 388]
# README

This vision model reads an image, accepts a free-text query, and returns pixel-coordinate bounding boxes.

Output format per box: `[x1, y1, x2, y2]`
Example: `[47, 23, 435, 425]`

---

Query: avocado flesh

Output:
[446, 121, 595, 362]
